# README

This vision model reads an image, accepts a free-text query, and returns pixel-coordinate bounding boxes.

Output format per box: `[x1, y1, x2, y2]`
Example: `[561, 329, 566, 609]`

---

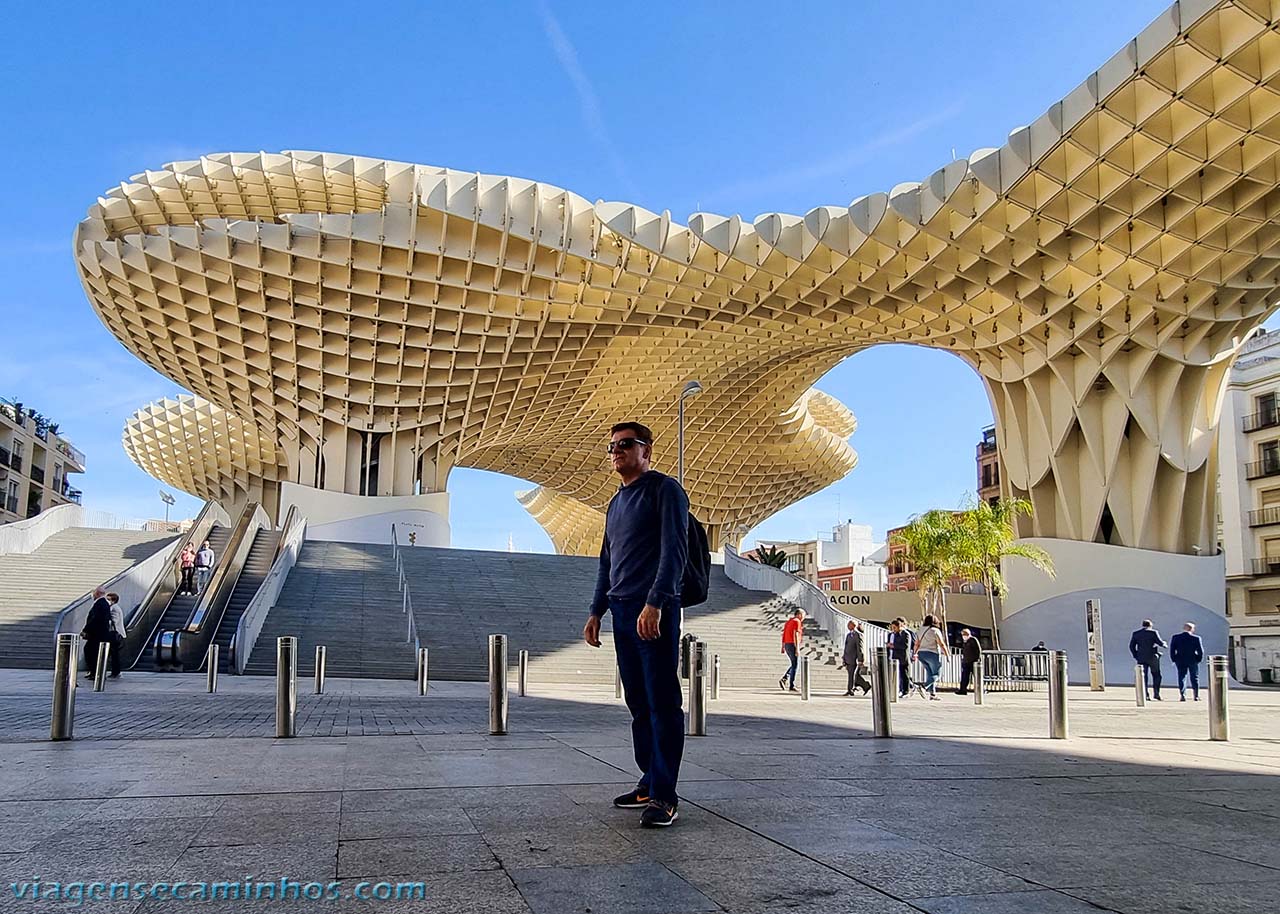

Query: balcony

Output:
[1252, 557, 1280, 576]
[29, 465, 45, 486]
[1246, 459, 1280, 480]
[3, 496, 16, 514]
[0, 446, 8, 468]
[55, 440, 85, 468]
[1244, 410, 1280, 433]
[62, 484, 82, 505]
[8, 451, 19, 471]
[1249, 506, 1280, 527]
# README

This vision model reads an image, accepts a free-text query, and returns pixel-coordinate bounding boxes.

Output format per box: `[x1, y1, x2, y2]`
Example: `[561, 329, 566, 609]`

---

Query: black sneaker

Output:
[640, 800, 678, 828]
[613, 788, 650, 809]
[778, 676, 787, 691]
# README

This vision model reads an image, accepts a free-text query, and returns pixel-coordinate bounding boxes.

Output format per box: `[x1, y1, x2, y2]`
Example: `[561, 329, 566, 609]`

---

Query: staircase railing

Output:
[391, 523, 421, 650]
[231, 506, 307, 675]
[162, 502, 269, 670]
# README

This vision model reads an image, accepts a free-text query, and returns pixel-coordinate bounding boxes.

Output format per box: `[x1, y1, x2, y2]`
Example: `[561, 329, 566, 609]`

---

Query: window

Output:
[839, 579, 848, 591]
[982, 465, 992, 488]
[822, 580, 831, 590]
[1263, 441, 1280, 473]
[1260, 392, 1278, 424]
[1264, 489, 1280, 509]
[993, 463, 1000, 484]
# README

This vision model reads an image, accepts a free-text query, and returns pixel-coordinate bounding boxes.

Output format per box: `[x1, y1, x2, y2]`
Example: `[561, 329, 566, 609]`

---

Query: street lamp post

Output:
[678, 380, 703, 486]
[159, 490, 176, 529]
[677, 380, 702, 634]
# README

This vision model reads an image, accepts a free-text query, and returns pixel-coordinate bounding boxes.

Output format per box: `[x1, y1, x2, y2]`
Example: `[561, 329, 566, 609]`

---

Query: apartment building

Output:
[751, 521, 887, 590]
[1218, 328, 1280, 684]
[0, 398, 85, 525]
[885, 516, 985, 595]
[977, 425, 1001, 506]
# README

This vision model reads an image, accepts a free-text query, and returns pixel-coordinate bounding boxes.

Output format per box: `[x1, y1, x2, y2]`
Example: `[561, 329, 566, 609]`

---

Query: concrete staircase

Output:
[396, 546, 849, 689]
[243, 540, 416, 680]
[0, 527, 177, 669]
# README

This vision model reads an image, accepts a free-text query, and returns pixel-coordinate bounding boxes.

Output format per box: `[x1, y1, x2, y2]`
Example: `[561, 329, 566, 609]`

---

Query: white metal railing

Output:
[724, 542, 892, 648]
[231, 508, 308, 674]
[54, 538, 181, 665]
[390, 523, 420, 650]
[0, 503, 84, 556]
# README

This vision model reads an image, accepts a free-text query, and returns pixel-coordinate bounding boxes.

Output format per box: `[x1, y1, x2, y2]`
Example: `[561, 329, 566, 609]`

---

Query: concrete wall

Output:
[825, 590, 994, 627]
[0, 503, 84, 556]
[277, 483, 450, 547]
[1002, 538, 1227, 684]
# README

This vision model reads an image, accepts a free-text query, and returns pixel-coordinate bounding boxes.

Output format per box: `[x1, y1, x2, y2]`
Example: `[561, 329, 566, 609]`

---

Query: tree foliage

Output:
[749, 544, 789, 569]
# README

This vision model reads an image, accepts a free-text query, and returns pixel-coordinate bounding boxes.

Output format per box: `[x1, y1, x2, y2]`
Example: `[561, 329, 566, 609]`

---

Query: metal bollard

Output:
[92, 642, 110, 692]
[1133, 664, 1146, 707]
[51, 633, 78, 741]
[974, 659, 984, 706]
[518, 649, 529, 697]
[871, 647, 893, 738]
[1208, 655, 1229, 741]
[1048, 650, 1068, 740]
[417, 647, 429, 696]
[275, 636, 297, 738]
[206, 644, 219, 693]
[314, 645, 327, 695]
[614, 665, 622, 699]
[687, 640, 707, 736]
[799, 656, 811, 701]
[489, 634, 508, 736]
[889, 660, 899, 703]
[710, 653, 721, 700]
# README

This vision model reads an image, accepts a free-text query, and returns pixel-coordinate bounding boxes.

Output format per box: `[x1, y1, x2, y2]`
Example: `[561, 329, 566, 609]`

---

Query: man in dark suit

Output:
[889, 619, 912, 697]
[1169, 622, 1205, 702]
[956, 628, 983, 695]
[1129, 619, 1167, 700]
[839, 620, 871, 696]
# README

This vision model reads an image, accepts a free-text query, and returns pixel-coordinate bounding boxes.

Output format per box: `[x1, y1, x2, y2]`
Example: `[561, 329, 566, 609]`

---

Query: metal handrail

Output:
[980, 650, 1051, 691]
[1245, 459, 1280, 480]
[1243, 409, 1280, 433]
[391, 523, 421, 650]
[230, 507, 307, 674]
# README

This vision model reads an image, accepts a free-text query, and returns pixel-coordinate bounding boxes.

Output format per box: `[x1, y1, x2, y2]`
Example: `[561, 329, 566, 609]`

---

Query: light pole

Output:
[678, 380, 703, 486]
[677, 380, 702, 634]
[159, 490, 176, 529]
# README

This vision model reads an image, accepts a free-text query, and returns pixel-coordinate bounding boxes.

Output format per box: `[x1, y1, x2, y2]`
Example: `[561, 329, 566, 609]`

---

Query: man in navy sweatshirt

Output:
[583, 421, 689, 828]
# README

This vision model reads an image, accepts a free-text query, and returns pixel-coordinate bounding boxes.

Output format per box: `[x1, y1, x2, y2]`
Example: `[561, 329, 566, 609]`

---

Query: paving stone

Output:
[914, 889, 1119, 913]
[821, 848, 1040, 898]
[510, 861, 718, 914]
[168, 840, 339, 881]
[1063, 879, 1280, 914]
[191, 810, 339, 847]
[339, 805, 476, 839]
[337, 834, 498, 878]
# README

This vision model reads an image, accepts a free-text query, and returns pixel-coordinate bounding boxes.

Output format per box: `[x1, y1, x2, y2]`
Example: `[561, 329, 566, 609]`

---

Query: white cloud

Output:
[536, 2, 638, 200]
[699, 100, 966, 212]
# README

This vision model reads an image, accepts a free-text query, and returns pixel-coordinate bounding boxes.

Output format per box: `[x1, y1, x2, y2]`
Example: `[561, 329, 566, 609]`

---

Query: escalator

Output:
[130, 525, 232, 672]
[210, 528, 281, 672]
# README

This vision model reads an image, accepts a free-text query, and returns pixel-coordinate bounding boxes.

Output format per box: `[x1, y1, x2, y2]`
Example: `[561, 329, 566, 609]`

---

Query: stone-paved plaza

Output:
[0, 669, 1277, 913]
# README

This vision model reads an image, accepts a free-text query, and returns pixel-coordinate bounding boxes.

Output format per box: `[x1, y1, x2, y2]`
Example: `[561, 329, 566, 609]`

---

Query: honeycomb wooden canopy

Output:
[81, 0, 1279, 554]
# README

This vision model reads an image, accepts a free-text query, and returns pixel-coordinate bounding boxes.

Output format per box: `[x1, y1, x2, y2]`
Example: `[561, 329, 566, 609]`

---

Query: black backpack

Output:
[682, 514, 711, 607]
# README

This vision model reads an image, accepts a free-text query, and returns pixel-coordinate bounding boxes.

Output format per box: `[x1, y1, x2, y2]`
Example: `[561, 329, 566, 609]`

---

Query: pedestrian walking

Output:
[778, 609, 805, 692]
[956, 628, 982, 695]
[889, 619, 912, 697]
[1129, 619, 1168, 700]
[840, 620, 871, 696]
[178, 543, 196, 595]
[81, 592, 120, 679]
[913, 614, 947, 700]
[194, 540, 215, 595]
[1169, 622, 1204, 702]
[583, 422, 691, 829]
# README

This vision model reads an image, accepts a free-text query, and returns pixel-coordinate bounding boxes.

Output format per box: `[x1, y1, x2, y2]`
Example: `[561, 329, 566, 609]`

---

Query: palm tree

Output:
[891, 509, 963, 632]
[957, 498, 1054, 648]
[749, 544, 789, 569]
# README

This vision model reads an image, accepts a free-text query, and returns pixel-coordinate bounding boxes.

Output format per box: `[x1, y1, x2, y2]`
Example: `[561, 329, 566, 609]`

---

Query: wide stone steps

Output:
[0, 527, 177, 669]
[243, 541, 416, 679]
[213, 529, 282, 672]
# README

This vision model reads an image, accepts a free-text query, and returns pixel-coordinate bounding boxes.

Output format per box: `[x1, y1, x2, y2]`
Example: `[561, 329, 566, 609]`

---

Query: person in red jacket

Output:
[778, 608, 805, 692]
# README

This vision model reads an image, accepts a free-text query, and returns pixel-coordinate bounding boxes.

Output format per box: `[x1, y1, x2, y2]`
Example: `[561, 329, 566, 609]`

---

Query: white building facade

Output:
[1219, 328, 1280, 684]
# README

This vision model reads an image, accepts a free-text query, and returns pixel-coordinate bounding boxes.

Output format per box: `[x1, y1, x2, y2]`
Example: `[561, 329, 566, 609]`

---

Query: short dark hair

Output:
[1142, 619, 1152, 628]
[923, 614, 935, 627]
[610, 422, 653, 444]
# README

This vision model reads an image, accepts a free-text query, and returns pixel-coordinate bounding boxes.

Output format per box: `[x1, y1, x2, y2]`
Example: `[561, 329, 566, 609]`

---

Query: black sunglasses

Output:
[606, 438, 650, 454]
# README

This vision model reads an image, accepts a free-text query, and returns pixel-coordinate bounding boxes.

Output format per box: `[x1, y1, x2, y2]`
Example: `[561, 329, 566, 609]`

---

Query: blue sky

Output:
[1, 1, 1254, 550]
